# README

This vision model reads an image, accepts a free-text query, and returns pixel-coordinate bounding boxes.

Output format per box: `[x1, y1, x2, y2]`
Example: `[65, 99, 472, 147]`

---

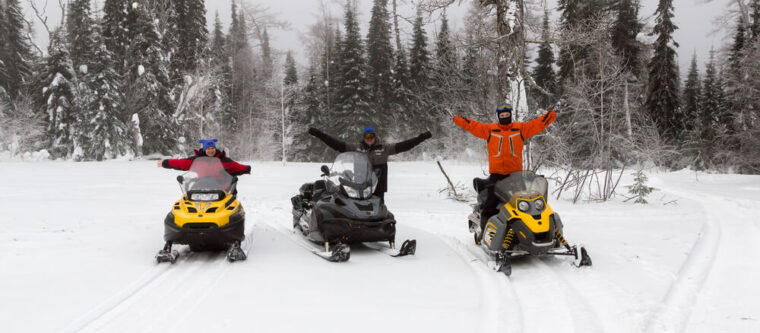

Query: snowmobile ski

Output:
[227, 240, 247, 262]
[156, 249, 180, 264]
[312, 243, 351, 262]
[363, 239, 417, 257]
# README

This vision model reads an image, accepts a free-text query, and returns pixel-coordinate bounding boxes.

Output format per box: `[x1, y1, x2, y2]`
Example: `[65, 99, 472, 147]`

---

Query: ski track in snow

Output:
[60, 228, 256, 333]
[436, 236, 523, 333]
[644, 188, 722, 333]
[531, 259, 605, 333]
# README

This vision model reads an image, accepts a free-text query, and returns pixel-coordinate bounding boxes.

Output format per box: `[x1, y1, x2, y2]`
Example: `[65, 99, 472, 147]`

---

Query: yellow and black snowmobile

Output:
[468, 171, 591, 275]
[156, 156, 246, 263]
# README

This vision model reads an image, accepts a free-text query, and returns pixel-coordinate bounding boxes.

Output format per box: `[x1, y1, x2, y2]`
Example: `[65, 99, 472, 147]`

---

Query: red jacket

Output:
[161, 150, 251, 176]
[454, 110, 556, 175]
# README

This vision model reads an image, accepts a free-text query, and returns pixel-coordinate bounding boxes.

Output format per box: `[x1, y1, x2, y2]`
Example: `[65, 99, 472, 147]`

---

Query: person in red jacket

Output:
[157, 139, 251, 176]
[453, 102, 559, 225]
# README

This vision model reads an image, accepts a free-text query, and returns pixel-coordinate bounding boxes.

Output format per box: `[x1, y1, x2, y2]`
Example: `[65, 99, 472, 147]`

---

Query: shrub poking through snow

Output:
[626, 169, 656, 204]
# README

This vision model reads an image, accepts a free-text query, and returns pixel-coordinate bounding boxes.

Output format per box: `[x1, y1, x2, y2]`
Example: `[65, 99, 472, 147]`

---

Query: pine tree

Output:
[409, 12, 430, 91]
[681, 53, 701, 137]
[435, 14, 457, 81]
[626, 169, 656, 204]
[335, 2, 370, 135]
[366, 0, 394, 113]
[532, 10, 557, 107]
[102, 0, 129, 72]
[210, 12, 234, 144]
[645, 0, 681, 141]
[260, 27, 273, 81]
[0, 4, 9, 100]
[729, 15, 746, 72]
[38, 29, 77, 158]
[79, 25, 131, 160]
[175, 0, 208, 72]
[293, 65, 325, 161]
[698, 50, 725, 164]
[751, 0, 760, 40]
[124, 1, 178, 154]
[611, 0, 643, 76]
[66, 0, 96, 74]
[284, 51, 298, 86]
[2, 0, 35, 99]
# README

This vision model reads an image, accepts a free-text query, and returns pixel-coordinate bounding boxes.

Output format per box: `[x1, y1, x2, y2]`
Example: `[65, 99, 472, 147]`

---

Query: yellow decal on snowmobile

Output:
[504, 194, 553, 233]
[484, 222, 498, 247]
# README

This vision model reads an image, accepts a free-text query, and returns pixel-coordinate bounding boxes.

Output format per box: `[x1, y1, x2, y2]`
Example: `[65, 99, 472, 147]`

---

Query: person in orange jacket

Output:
[453, 101, 559, 225]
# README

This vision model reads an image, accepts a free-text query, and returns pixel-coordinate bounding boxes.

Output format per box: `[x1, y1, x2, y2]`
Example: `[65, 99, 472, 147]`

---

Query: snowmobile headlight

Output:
[362, 186, 373, 199]
[190, 192, 220, 201]
[534, 198, 545, 211]
[517, 200, 530, 212]
[342, 185, 362, 199]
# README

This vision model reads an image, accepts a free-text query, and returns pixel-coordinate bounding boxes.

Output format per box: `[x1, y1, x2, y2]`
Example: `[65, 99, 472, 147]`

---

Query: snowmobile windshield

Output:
[327, 152, 378, 200]
[493, 171, 549, 202]
[180, 157, 234, 199]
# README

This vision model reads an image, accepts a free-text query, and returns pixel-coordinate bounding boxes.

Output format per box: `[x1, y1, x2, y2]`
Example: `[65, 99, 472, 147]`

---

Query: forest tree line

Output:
[0, 0, 759, 174]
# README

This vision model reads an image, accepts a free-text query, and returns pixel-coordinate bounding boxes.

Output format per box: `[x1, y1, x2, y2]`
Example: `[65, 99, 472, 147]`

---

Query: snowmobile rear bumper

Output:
[163, 212, 245, 246]
[319, 217, 396, 244]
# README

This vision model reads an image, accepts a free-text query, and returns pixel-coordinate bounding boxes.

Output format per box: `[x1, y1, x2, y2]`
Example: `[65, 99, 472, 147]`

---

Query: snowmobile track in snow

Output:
[530, 258, 606, 332]
[59, 228, 255, 333]
[437, 235, 523, 333]
[644, 190, 722, 333]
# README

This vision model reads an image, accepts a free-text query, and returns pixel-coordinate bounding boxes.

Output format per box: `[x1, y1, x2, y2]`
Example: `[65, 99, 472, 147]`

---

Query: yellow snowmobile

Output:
[468, 171, 591, 275]
[156, 156, 246, 263]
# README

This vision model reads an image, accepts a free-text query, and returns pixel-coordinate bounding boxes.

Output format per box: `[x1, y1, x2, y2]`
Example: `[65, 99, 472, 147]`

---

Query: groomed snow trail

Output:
[3, 161, 758, 332]
[647, 173, 760, 332]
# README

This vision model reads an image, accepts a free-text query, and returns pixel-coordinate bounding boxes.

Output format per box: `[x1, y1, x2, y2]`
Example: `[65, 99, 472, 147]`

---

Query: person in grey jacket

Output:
[308, 126, 432, 201]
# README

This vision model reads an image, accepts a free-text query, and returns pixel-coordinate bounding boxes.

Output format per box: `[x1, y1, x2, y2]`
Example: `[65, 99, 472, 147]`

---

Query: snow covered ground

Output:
[1, 160, 758, 332]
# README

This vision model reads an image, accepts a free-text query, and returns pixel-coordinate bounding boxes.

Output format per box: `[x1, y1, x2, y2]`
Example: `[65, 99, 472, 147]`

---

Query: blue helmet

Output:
[362, 126, 376, 136]
[199, 138, 218, 150]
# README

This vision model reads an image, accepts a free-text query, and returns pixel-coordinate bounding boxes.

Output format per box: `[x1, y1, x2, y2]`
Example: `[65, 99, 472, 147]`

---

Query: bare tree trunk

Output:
[281, 82, 286, 165]
[625, 79, 633, 140]
[482, 0, 526, 118]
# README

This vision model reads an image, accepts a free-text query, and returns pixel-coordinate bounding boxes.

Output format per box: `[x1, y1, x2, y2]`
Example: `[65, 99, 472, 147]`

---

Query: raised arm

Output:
[520, 110, 557, 139]
[223, 161, 252, 176]
[160, 158, 194, 171]
[389, 131, 432, 154]
[453, 116, 491, 140]
[308, 127, 347, 152]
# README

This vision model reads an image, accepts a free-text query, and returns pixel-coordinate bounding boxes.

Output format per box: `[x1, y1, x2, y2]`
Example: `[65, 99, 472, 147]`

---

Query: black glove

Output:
[419, 131, 432, 140]
[308, 127, 321, 136]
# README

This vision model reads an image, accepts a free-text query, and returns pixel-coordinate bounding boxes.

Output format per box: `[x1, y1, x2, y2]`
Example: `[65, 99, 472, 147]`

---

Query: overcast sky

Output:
[24, 0, 730, 76]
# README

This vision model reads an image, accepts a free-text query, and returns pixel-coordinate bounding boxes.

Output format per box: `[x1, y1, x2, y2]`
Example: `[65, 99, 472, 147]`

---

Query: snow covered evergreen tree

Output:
[124, 1, 178, 155]
[366, 0, 394, 116]
[334, 2, 370, 136]
[0, 3, 8, 101]
[260, 28, 273, 81]
[78, 25, 131, 161]
[409, 11, 430, 93]
[696, 51, 725, 167]
[626, 169, 655, 204]
[2, 0, 34, 100]
[532, 10, 557, 108]
[102, 0, 130, 72]
[645, 0, 681, 142]
[66, 0, 96, 74]
[611, 0, 643, 77]
[38, 29, 77, 158]
[175, 0, 208, 73]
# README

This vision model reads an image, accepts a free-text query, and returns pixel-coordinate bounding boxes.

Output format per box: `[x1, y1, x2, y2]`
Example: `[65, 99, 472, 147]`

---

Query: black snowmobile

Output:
[156, 156, 247, 263]
[468, 171, 591, 275]
[290, 152, 416, 262]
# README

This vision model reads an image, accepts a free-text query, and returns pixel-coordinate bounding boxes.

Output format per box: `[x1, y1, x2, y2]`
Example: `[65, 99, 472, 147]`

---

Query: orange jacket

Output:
[453, 110, 557, 175]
